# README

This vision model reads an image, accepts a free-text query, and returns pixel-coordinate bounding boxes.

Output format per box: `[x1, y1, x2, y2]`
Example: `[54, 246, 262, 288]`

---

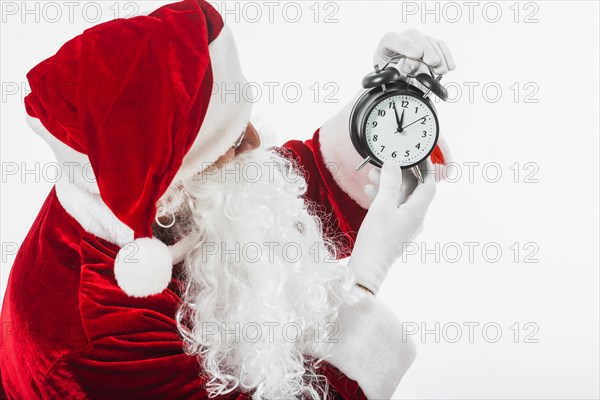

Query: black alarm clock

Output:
[349, 54, 449, 183]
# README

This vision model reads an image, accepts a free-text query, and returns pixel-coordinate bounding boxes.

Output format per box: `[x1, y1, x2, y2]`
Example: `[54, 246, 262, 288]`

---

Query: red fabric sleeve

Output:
[277, 129, 368, 259]
[41, 233, 365, 399]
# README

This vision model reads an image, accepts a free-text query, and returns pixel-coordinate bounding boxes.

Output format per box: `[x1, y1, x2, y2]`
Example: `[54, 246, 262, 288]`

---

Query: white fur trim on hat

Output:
[174, 24, 253, 183]
[27, 115, 135, 246]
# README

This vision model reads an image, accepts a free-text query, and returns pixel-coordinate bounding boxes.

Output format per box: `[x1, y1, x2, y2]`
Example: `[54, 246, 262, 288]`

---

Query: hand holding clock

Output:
[349, 159, 436, 295]
[351, 28, 455, 171]
[373, 29, 456, 77]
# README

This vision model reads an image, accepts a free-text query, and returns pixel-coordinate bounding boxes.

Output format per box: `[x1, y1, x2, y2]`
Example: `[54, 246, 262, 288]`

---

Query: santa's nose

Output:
[235, 123, 261, 155]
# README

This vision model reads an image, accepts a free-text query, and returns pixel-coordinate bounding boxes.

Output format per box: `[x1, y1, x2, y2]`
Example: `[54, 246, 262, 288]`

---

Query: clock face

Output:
[364, 94, 438, 167]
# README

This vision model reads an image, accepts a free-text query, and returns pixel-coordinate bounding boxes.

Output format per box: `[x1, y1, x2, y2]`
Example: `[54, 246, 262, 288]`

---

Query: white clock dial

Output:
[364, 94, 437, 167]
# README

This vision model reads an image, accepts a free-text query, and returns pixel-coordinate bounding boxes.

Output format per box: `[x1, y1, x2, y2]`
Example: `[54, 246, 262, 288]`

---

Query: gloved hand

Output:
[363, 164, 419, 205]
[348, 159, 437, 295]
[373, 29, 456, 76]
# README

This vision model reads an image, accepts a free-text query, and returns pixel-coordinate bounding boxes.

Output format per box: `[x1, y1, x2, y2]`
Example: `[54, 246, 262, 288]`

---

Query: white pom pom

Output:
[114, 237, 173, 298]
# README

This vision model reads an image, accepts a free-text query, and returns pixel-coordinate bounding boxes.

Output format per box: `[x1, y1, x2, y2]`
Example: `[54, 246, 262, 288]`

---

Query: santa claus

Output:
[0, 1, 455, 398]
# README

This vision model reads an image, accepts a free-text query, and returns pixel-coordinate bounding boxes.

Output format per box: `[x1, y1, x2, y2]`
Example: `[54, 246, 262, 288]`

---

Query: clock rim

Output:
[349, 82, 440, 169]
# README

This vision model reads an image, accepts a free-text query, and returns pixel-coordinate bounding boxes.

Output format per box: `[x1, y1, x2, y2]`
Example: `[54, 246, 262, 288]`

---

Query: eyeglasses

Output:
[231, 131, 245, 150]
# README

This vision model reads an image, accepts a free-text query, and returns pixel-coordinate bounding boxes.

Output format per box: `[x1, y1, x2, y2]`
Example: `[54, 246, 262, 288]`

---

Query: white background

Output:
[1, 1, 599, 399]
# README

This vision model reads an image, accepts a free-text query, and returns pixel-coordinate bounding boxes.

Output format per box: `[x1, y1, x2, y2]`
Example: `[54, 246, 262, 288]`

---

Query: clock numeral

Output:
[391, 151, 397, 158]
[421, 117, 427, 124]
[372, 121, 378, 127]
[401, 100, 409, 108]
[378, 109, 386, 117]
[373, 135, 378, 141]
[405, 150, 410, 157]
[388, 101, 395, 109]
[415, 143, 421, 150]
[422, 131, 427, 138]
[415, 106, 418, 114]
[380, 145, 386, 152]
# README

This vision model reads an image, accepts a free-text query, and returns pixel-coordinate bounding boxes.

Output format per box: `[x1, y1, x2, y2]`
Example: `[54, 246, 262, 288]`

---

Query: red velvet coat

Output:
[0, 131, 373, 399]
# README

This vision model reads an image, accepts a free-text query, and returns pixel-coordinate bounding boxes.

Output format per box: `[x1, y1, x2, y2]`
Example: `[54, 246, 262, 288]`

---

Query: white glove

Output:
[373, 29, 456, 76]
[348, 160, 437, 295]
[363, 164, 419, 205]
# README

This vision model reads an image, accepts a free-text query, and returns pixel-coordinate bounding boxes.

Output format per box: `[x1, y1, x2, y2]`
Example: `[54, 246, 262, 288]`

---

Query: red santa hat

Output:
[24, 0, 252, 297]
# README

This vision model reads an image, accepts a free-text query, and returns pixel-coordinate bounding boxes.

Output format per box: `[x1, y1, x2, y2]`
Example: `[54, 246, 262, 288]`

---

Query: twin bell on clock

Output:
[349, 53, 449, 183]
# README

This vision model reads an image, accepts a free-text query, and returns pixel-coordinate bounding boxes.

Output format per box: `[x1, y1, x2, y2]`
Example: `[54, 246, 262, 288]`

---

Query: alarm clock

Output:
[349, 54, 449, 183]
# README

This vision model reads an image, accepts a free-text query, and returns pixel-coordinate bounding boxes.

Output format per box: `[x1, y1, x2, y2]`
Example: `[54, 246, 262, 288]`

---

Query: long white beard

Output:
[159, 148, 355, 399]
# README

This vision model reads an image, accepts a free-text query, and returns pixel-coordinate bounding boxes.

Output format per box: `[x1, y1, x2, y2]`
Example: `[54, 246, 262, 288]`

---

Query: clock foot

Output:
[411, 165, 425, 184]
[355, 156, 371, 171]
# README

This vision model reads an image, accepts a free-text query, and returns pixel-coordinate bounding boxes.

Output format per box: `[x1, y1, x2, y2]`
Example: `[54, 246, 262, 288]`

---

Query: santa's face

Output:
[156, 141, 354, 399]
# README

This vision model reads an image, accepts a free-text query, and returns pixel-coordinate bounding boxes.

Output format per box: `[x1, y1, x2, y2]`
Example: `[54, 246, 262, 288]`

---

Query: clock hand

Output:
[401, 115, 427, 131]
[399, 107, 404, 131]
[393, 102, 404, 133]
